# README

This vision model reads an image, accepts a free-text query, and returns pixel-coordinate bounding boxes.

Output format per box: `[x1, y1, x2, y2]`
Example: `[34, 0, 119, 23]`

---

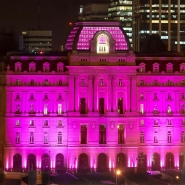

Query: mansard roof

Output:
[65, 21, 131, 51]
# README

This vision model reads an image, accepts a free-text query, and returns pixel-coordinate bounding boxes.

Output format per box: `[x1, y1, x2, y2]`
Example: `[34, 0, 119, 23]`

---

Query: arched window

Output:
[97, 34, 109, 54]
[140, 131, 144, 143]
[58, 132, 62, 144]
[138, 153, 147, 168]
[30, 132, 34, 144]
[181, 131, 185, 143]
[13, 154, 22, 171]
[55, 153, 64, 172]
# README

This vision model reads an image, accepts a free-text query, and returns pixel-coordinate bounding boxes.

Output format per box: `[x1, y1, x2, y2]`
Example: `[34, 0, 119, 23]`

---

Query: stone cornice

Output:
[67, 66, 138, 74]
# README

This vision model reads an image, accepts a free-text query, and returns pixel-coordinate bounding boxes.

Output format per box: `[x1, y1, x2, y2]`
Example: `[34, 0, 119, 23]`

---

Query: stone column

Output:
[88, 76, 93, 112]
[25, 92, 28, 113]
[107, 76, 112, 112]
[22, 92, 26, 113]
[68, 76, 75, 111]
[131, 76, 137, 112]
[126, 76, 131, 112]
[112, 76, 116, 112]
[65, 92, 68, 113]
[94, 76, 98, 112]
[75, 76, 79, 112]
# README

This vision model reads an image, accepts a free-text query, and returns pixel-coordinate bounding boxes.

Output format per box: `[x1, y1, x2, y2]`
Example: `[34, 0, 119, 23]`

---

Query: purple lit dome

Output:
[65, 21, 130, 51]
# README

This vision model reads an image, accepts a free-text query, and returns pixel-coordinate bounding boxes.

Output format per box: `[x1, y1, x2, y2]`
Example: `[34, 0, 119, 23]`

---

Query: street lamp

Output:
[116, 170, 121, 185]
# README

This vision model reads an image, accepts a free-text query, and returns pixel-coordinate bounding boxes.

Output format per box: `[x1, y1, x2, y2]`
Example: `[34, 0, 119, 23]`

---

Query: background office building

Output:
[108, 0, 133, 47]
[108, 0, 185, 52]
[21, 30, 52, 53]
[136, 0, 185, 52]
[78, 3, 109, 21]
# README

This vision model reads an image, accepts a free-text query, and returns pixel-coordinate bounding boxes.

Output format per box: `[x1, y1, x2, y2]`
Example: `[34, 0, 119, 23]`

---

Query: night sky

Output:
[0, 0, 109, 51]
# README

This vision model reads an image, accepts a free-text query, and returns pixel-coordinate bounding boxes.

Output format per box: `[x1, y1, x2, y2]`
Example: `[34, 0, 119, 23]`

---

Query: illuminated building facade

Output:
[3, 21, 185, 176]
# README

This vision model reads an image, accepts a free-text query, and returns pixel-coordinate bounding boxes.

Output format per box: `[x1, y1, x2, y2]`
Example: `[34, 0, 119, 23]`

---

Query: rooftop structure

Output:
[65, 21, 130, 51]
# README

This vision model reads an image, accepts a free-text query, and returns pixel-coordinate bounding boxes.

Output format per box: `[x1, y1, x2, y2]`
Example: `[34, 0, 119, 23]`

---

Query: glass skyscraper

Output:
[108, 0, 133, 47]
[108, 0, 185, 52]
[138, 0, 185, 52]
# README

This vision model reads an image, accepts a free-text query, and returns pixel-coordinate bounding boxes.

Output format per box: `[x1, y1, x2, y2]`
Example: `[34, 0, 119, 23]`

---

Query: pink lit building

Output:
[3, 21, 185, 174]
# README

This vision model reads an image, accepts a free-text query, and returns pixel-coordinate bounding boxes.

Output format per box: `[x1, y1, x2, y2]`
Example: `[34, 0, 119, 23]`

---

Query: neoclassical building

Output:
[2, 21, 185, 174]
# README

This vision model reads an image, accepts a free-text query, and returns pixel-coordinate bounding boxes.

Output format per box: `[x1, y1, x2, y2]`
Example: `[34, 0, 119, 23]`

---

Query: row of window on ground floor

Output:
[5, 152, 185, 172]
[14, 129, 185, 145]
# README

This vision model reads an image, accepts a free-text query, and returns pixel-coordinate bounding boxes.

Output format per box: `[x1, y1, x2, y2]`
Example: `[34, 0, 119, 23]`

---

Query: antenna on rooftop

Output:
[38, 0, 41, 29]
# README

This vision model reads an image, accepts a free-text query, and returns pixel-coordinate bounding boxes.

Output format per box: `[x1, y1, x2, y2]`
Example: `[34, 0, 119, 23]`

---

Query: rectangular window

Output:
[99, 98, 104, 114]
[58, 104, 62, 114]
[140, 132, 144, 143]
[16, 79, 20, 85]
[167, 132, 172, 143]
[16, 104, 20, 113]
[140, 120, 144, 125]
[118, 98, 123, 114]
[154, 131, 158, 143]
[80, 125, 87, 144]
[16, 120, 20, 126]
[30, 104, 34, 113]
[58, 132, 62, 144]
[140, 104, 144, 114]
[58, 120, 62, 126]
[44, 132, 48, 144]
[119, 79, 122, 86]
[182, 120, 185, 125]
[45, 79, 48, 86]
[16, 133, 20, 144]
[59, 80, 62, 85]
[30, 79, 34, 85]
[181, 132, 185, 143]
[44, 120, 48, 126]
[44, 104, 48, 115]
[118, 125, 124, 144]
[30, 120, 34, 126]
[80, 98, 86, 114]
[100, 79, 103, 86]
[30, 132, 34, 144]
[99, 124, 106, 144]
[81, 79, 85, 86]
